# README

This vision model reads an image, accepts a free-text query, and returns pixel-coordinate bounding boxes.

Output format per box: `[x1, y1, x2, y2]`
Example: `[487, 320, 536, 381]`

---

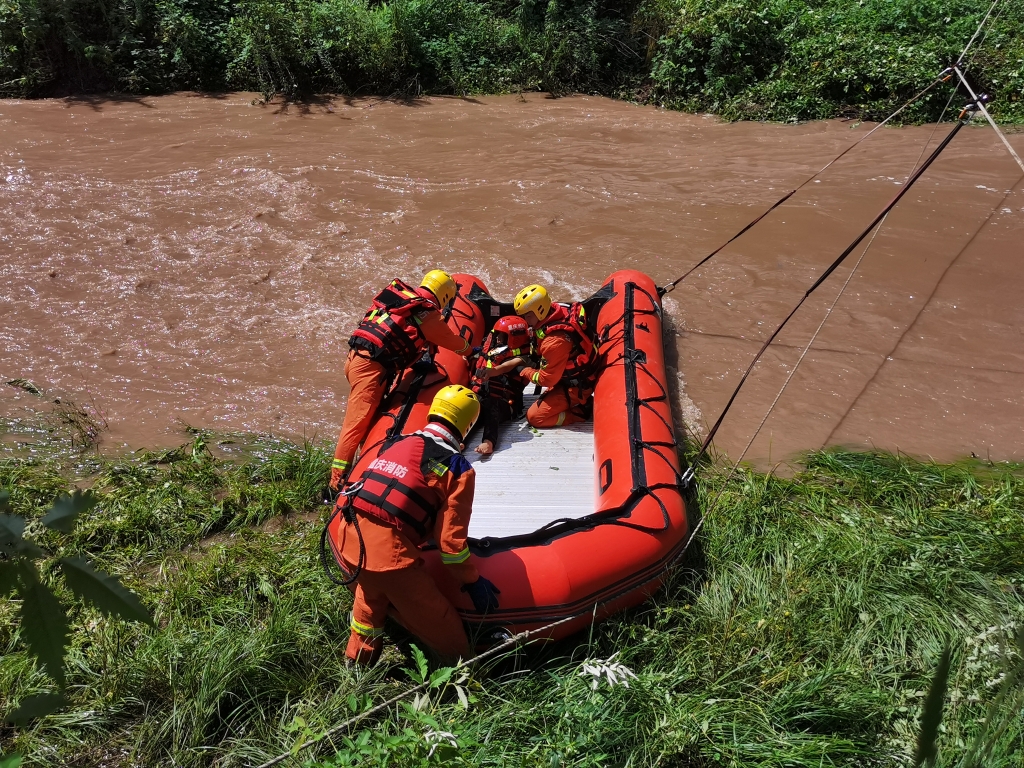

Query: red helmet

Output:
[493, 315, 531, 350]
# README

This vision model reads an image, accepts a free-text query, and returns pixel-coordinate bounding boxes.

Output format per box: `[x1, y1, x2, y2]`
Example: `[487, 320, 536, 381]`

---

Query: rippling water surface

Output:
[2, 93, 1022, 463]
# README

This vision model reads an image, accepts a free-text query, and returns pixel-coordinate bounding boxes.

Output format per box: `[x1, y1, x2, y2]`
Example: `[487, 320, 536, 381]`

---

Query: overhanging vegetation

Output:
[0, 0, 1021, 122]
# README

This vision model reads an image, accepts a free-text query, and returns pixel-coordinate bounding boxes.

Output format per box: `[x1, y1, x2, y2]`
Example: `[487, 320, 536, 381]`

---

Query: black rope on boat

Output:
[617, 282, 693, 492]
[622, 283, 649, 492]
[657, 71, 953, 297]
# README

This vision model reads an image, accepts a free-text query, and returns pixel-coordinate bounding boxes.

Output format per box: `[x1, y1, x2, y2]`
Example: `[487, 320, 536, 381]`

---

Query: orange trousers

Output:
[526, 384, 592, 428]
[346, 562, 470, 665]
[334, 351, 389, 471]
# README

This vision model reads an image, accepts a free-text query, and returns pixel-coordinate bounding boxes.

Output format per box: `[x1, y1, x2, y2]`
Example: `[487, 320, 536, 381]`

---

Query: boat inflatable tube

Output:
[327, 270, 689, 643]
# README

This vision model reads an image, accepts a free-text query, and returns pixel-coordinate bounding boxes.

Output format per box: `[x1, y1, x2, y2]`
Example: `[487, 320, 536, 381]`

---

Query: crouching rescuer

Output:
[330, 270, 473, 490]
[331, 385, 501, 665]
[513, 284, 598, 428]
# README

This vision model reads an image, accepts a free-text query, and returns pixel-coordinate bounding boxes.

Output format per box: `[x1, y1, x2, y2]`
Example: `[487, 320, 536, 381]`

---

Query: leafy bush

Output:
[1, 0, 1021, 122]
[649, 0, 1024, 121]
[0, 488, 153, 764]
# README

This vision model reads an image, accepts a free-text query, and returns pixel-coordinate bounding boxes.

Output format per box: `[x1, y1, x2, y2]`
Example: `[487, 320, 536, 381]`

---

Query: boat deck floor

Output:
[465, 388, 595, 540]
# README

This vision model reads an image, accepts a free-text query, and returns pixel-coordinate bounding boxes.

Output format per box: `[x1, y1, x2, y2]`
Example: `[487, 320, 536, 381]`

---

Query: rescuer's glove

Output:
[462, 576, 501, 613]
[329, 461, 349, 491]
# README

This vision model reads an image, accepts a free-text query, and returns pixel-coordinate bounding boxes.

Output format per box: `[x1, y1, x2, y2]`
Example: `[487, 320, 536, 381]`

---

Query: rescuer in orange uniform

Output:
[330, 271, 473, 490]
[336, 385, 500, 665]
[510, 284, 598, 428]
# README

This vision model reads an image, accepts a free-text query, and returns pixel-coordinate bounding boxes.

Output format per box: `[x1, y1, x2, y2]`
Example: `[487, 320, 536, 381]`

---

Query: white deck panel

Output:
[466, 393, 595, 540]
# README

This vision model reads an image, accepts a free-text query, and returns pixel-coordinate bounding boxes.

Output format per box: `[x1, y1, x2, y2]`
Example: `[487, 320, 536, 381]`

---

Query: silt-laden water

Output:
[2, 93, 1022, 464]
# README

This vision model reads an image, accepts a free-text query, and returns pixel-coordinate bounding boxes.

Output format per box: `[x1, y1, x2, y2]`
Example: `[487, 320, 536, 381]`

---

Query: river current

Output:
[2, 93, 1022, 464]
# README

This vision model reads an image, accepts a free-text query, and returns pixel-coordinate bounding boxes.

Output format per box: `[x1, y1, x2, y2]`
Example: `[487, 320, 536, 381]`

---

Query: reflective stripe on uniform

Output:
[556, 412, 566, 426]
[531, 372, 541, 384]
[350, 615, 385, 638]
[332, 458, 350, 470]
[440, 547, 470, 565]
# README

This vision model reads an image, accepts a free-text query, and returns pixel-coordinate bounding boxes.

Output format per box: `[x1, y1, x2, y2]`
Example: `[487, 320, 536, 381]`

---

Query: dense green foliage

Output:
[0, 486, 152, 736]
[1, 428, 1023, 765]
[649, 0, 1024, 121]
[0, 0, 1021, 121]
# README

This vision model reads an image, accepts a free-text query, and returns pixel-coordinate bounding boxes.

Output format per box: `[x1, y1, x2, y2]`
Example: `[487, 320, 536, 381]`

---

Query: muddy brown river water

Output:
[2, 93, 1023, 465]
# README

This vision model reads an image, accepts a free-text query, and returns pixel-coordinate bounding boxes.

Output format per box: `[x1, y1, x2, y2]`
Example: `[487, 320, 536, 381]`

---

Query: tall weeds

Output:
[2, 433, 1023, 765]
[1, 0, 1021, 122]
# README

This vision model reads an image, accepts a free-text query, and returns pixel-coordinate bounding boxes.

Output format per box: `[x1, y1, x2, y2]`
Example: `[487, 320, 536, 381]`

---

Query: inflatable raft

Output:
[327, 270, 690, 643]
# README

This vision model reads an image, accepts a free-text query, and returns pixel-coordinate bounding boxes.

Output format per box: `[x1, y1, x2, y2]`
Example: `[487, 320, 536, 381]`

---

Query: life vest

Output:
[348, 432, 457, 546]
[484, 373, 520, 404]
[348, 279, 437, 372]
[536, 302, 598, 387]
[470, 330, 533, 403]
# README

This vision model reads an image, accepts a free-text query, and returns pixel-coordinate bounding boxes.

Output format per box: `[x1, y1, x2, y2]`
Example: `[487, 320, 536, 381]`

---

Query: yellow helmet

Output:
[427, 385, 481, 438]
[421, 270, 457, 308]
[514, 284, 552, 322]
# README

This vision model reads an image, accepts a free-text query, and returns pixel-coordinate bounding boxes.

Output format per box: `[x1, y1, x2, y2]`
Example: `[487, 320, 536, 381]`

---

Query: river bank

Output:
[1, 0, 1022, 125]
[1, 427, 1022, 765]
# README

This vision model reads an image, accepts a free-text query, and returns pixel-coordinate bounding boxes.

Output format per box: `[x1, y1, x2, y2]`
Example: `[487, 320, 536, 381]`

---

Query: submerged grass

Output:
[1, 426, 1023, 766]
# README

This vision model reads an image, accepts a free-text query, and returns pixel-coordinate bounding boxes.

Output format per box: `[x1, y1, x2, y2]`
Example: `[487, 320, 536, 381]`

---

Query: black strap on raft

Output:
[383, 352, 433, 449]
[689, 114, 969, 471]
[319, 481, 367, 587]
[610, 281, 693, 523]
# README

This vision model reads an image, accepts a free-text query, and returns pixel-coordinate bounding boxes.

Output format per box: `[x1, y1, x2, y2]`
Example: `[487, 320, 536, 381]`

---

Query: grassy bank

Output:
[2, 423, 1023, 766]
[0, 0, 1022, 122]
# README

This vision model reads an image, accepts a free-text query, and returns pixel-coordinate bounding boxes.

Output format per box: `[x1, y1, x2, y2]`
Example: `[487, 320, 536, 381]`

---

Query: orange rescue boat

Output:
[326, 269, 690, 643]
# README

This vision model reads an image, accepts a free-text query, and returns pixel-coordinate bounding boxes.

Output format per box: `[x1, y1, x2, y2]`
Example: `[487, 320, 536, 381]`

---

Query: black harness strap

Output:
[356, 466, 440, 536]
[355, 493, 431, 539]
[357, 470, 438, 520]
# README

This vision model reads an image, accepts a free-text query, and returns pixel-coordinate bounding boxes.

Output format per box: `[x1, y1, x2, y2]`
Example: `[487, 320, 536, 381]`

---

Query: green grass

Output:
[1, 425, 1023, 766]
[0, 0, 1022, 122]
